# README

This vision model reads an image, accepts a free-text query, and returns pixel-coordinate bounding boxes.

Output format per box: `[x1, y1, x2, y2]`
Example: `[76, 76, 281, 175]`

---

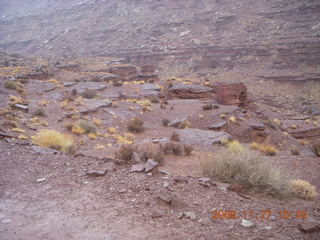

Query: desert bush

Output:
[183, 144, 193, 156]
[170, 131, 180, 142]
[135, 142, 164, 163]
[31, 107, 47, 117]
[4, 80, 23, 92]
[127, 117, 144, 133]
[78, 120, 97, 134]
[227, 140, 244, 153]
[148, 95, 159, 103]
[290, 146, 300, 156]
[201, 145, 291, 197]
[311, 142, 320, 156]
[290, 179, 317, 200]
[162, 119, 169, 127]
[31, 129, 74, 153]
[162, 141, 189, 156]
[80, 89, 97, 99]
[177, 120, 191, 129]
[202, 103, 213, 111]
[250, 142, 278, 156]
[116, 144, 134, 161]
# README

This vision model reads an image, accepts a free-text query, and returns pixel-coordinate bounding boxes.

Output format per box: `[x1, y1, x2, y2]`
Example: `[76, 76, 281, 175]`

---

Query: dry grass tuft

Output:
[170, 131, 180, 142]
[227, 140, 245, 153]
[31, 129, 74, 153]
[80, 89, 97, 99]
[4, 80, 23, 92]
[290, 179, 317, 200]
[311, 142, 320, 156]
[201, 145, 291, 197]
[116, 144, 134, 161]
[177, 120, 191, 129]
[31, 107, 47, 117]
[127, 117, 144, 133]
[78, 120, 97, 134]
[250, 142, 278, 156]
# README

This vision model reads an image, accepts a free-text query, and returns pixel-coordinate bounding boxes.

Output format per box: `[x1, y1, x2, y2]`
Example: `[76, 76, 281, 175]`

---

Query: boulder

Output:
[211, 82, 249, 106]
[108, 64, 138, 78]
[169, 84, 213, 99]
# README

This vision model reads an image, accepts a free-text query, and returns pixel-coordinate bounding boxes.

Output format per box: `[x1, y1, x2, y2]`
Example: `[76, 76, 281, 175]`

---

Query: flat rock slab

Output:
[208, 120, 227, 130]
[78, 99, 111, 113]
[177, 129, 230, 148]
[70, 82, 107, 94]
[141, 83, 160, 91]
[169, 84, 213, 99]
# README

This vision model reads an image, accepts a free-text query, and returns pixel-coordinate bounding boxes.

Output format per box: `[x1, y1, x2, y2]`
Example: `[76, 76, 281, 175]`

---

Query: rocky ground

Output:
[0, 55, 320, 239]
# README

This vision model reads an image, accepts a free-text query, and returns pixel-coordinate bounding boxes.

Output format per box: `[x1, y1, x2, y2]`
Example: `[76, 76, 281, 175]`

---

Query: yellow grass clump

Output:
[108, 127, 117, 134]
[31, 129, 74, 153]
[229, 116, 236, 123]
[93, 118, 102, 126]
[250, 142, 278, 156]
[290, 179, 317, 200]
[227, 140, 245, 153]
[88, 133, 97, 139]
[71, 125, 85, 135]
[12, 128, 26, 133]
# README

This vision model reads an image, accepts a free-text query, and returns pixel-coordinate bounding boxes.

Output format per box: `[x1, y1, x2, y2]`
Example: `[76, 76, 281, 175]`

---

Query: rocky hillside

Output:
[0, 0, 320, 82]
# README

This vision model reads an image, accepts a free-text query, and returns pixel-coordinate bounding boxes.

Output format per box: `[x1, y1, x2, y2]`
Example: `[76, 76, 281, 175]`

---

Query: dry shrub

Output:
[227, 140, 244, 153]
[202, 103, 213, 111]
[183, 144, 193, 156]
[31, 107, 47, 117]
[4, 81, 23, 92]
[177, 120, 191, 129]
[127, 117, 144, 133]
[116, 144, 134, 161]
[162, 119, 169, 127]
[162, 141, 188, 156]
[78, 120, 97, 134]
[201, 145, 291, 197]
[290, 179, 317, 200]
[135, 142, 164, 163]
[250, 142, 278, 156]
[311, 142, 320, 156]
[170, 132, 180, 142]
[31, 129, 74, 153]
[148, 95, 159, 103]
[80, 89, 97, 99]
[290, 146, 300, 156]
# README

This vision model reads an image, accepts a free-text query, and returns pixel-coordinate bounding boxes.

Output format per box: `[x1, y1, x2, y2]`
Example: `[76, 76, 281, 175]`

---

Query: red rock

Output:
[299, 221, 320, 232]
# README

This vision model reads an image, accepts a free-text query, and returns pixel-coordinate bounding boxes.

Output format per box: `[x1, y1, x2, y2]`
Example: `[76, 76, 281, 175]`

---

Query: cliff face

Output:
[0, 0, 320, 82]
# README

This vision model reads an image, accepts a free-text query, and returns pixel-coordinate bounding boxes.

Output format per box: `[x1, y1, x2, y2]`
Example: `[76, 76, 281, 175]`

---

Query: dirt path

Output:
[1, 139, 319, 240]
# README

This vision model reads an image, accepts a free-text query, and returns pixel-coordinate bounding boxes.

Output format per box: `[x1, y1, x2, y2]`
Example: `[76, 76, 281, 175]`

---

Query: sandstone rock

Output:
[144, 159, 158, 172]
[249, 122, 265, 131]
[130, 163, 145, 173]
[198, 177, 211, 187]
[168, 117, 189, 128]
[108, 65, 138, 78]
[241, 219, 254, 227]
[86, 170, 106, 177]
[177, 129, 230, 148]
[169, 84, 213, 99]
[157, 192, 172, 204]
[299, 221, 320, 232]
[141, 65, 155, 74]
[211, 82, 249, 106]
[141, 83, 160, 91]
[208, 120, 227, 130]
[185, 211, 196, 220]
[72, 82, 107, 94]
[78, 99, 111, 114]
[13, 104, 28, 111]
[131, 151, 142, 163]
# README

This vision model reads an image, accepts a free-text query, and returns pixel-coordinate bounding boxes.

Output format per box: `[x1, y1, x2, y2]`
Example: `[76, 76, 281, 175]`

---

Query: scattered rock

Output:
[157, 192, 173, 204]
[249, 122, 265, 131]
[2, 219, 12, 224]
[198, 177, 211, 187]
[77, 99, 111, 114]
[144, 159, 158, 172]
[86, 170, 106, 177]
[32, 146, 59, 155]
[185, 211, 196, 220]
[241, 219, 254, 227]
[169, 84, 213, 99]
[13, 104, 28, 111]
[208, 120, 227, 130]
[130, 163, 145, 173]
[299, 221, 320, 232]
[227, 183, 245, 193]
[168, 117, 189, 128]
[36, 178, 46, 183]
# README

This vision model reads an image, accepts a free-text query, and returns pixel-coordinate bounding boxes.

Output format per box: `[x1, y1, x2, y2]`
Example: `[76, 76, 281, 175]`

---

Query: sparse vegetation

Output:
[127, 117, 144, 133]
[202, 103, 213, 111]
[80, 89, 97, 99]
[183, 144, 193, 156]
[148, 95, 159, 103]
[250, 142, 278, 156]
[116, 144, 134, 161]
[176, 120, 191, 129]
[31, 107, 47, 117]
[311, 141, 320, 156]
[290, 146, 300, 156]
[4, 80, 23, 92]
[162, 119, 169, 127]
[201, 144, 291, 197]
[170, 131, 180, 142]
[31, 129, 74, 153]
[290, 179, 317, 200]
[135, 142, 164, 163]
[78, 120, 97, 134]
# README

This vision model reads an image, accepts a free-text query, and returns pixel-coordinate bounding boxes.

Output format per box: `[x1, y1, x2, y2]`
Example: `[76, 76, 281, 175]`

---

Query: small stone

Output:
[36, 178, 46, 183]
[264, 226, 272, 230]
[118, 188, 127, 193]
[144, 159, 158, 172]
[299, 221, 320, 232]
[14, 104, 28, 111]
[157, 192, 172, 204]
[151, 211, 163, 218]
[185, 211, 196, 220]
[86, 170, 106, 177]
[199, 177, 211, 187]
[130, 163, 145, 173]
[241, 219, 254, 227]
